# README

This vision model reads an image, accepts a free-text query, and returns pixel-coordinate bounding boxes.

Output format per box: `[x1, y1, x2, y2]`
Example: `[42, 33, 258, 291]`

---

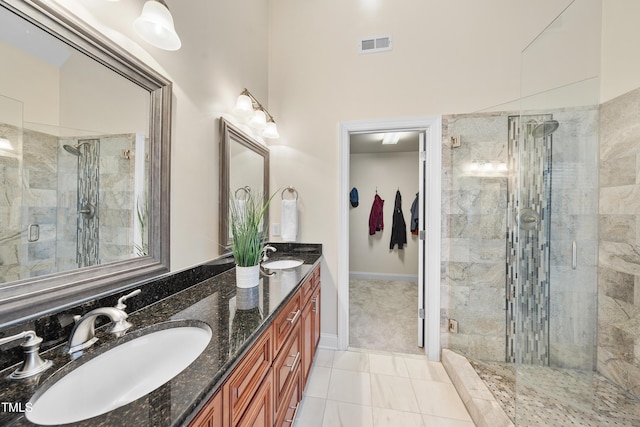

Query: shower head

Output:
[63, 144, 81, 156]
[531, 120, 559, 138]
[62, 141, 90, 156]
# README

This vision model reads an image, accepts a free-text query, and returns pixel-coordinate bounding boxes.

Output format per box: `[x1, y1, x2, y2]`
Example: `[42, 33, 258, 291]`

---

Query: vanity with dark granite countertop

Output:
[0, 243, 322, 427]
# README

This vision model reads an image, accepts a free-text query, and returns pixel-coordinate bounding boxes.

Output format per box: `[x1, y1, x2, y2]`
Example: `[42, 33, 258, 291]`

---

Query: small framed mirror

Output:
[219, 118, 269, 251]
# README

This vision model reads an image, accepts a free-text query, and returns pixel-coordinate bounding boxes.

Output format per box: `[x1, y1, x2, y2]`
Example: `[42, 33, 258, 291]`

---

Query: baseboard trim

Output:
[318, 333, 338, 349]
[349, 271, 418, 283]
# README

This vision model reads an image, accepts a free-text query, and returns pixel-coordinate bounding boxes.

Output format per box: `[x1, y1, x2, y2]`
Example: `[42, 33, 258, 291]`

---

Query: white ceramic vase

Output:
[235, 265, 260, 288]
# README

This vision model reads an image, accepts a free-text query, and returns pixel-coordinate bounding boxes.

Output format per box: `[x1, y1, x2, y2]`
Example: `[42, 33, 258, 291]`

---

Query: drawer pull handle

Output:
[286, 309, 301, 324]
[285, 351, 300, 372]
[285, 402, 300, 424]
[312, 297, 318, 313]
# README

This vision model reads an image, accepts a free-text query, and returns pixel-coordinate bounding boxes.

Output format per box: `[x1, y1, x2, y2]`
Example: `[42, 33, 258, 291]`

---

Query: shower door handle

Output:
[571, 241, 577, 270]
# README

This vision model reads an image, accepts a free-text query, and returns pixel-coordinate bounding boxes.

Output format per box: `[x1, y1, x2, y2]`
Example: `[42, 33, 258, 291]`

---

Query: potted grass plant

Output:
[229, 189, 276, 288]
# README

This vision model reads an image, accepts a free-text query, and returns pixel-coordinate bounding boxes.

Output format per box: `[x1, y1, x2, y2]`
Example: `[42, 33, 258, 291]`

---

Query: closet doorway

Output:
[338, 117, 442, 361]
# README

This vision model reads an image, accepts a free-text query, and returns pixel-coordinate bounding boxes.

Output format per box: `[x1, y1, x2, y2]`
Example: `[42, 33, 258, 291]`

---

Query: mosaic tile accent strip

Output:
[506, 115, 552, 366]
[76, 138, 100, 267]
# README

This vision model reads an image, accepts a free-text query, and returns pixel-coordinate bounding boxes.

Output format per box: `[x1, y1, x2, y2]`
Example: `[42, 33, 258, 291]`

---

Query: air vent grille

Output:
[359, 35, 392, 54]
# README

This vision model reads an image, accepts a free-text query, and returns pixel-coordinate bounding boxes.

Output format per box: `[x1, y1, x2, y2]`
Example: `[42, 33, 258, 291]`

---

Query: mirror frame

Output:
[219, 118, 270, 251]
[0, 0, 171, 327]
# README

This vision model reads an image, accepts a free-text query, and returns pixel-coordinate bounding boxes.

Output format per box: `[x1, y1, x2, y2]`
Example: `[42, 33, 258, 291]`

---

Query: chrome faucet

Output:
[66, 307, 131, 357]
[0, 330, 52, 379]
[261, 245, 277, 262]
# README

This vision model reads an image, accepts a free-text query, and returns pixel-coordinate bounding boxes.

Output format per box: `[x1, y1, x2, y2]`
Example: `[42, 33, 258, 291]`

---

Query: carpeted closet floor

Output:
[349, 278, 423, 355]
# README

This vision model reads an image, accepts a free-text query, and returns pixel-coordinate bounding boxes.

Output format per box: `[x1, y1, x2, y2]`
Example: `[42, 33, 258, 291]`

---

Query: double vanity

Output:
[0, 243, 322, 427]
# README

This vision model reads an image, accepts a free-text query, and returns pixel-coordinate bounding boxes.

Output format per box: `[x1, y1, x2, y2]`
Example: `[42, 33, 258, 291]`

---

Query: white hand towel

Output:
[281, 199, 298, 242]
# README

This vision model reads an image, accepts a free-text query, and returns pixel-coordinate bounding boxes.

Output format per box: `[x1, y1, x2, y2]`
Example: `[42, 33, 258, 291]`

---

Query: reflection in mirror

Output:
[0, 0, 171, 326]
[219, 118, 269, 251]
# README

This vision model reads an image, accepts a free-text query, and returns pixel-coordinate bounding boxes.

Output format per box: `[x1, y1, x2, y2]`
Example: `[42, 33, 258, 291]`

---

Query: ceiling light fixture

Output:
[382, 133, 400, 144]
[133, 0, 182, 51]
[234, 88, 279, 139]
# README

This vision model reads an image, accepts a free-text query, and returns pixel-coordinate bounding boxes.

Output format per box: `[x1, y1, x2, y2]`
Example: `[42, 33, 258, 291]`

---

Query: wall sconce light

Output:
[0, 136, 14, 151]
[234, 88, 279, 139]
[133, 0, 182, 51]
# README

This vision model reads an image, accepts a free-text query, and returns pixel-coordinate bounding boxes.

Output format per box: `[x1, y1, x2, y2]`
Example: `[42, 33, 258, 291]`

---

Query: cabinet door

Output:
[189, 391, 223, 427]
[273, 322, 301, 421]
[236, 372, 273, 427]
[312, 285, 321, 350]
[301, 297, 314, 388]
[225, 329, 273, 426]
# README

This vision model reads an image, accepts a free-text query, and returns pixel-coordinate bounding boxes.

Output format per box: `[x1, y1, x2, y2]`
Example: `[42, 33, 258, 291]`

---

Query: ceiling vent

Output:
[359, 35, 392, 54]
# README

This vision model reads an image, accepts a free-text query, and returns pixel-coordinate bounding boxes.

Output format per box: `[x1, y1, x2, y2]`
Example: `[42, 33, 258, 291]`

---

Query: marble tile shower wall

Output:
[21, 129, 59, 279]
[0, 124, 22, 283]
[598, 86, 640, 398]
[441, 112, 509, 362]
[0, 127, 136, 283]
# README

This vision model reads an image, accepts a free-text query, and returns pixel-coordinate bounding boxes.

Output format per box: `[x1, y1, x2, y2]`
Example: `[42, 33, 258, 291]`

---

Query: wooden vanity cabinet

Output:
[189, 391, 223, 427]
[189, 263, 321, 427]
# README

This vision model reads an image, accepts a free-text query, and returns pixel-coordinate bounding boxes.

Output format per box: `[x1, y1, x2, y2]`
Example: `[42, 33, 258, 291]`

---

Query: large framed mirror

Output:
[0, 0, 171, 326]
[219, 118, 269, 251]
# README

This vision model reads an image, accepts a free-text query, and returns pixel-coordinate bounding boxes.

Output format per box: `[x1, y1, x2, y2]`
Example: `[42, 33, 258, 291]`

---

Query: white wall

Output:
[0, 41, 59, 126]
[349, 151, 419, 278]
[601, 0, 640, 102]
[267, 0, 576, 342]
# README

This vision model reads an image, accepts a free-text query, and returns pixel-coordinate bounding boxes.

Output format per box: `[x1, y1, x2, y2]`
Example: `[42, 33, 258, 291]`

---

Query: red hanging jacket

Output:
[368, 194, 384, 235]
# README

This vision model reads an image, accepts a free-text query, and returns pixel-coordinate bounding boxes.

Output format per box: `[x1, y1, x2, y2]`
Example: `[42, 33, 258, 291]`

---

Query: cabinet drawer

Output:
[273, 321, 301, 419]
[236, 371, 273, 427]
[273, 291, 301, 353]
[225, 329, 273, 426]
[275, 365, 301, 427]
[300, 275, 314, 305]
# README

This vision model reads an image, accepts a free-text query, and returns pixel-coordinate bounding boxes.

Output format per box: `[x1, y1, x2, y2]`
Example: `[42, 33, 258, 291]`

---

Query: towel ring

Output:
[234, 186, 251, 200]
[282, 186, 298, 201]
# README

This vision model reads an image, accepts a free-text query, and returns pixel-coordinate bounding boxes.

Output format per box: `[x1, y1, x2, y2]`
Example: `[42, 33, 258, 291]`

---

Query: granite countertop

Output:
[0, 247, 321, 427]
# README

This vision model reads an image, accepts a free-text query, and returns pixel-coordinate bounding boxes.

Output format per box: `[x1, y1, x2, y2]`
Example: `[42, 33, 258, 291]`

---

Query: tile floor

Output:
[294, 347, 476, 427]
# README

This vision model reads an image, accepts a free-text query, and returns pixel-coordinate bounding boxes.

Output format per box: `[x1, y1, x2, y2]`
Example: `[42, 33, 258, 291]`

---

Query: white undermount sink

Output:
[262, 259, 304, 270]
[26, 322, 212, 425]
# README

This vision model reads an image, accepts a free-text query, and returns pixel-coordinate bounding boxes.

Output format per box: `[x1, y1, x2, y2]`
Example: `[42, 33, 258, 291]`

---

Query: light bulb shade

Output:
[263, 122, 279, 139]
[133, 0, 182, 51]
[249, 110, 267, 130]
[234, 94, 254, 117]
[0, 137, 14, 151]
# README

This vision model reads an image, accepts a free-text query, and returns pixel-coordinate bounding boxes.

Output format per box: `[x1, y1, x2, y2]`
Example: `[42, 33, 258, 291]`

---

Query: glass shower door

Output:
[515, 0, 601, 424]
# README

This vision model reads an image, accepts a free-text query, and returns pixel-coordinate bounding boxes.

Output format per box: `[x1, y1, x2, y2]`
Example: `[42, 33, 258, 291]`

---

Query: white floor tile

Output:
[304, 365, 332, 398]
[411, 379, 472, 421]
[404, 357, 452, 383]
[422, 414, 476, 427]
[332, 350, 370, 372]
[373, 408, 425, 427]
[322, 400, 374, 427]
[327, 368, 372, 406]
[371, 374, 420, 413]
[369, 353, 409, 377]
[314, 348, 335, 368]
[294, 396, 326, 427]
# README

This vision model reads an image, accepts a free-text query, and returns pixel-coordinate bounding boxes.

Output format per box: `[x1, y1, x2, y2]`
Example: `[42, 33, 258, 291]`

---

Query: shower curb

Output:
[442, 349, 514, 427]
